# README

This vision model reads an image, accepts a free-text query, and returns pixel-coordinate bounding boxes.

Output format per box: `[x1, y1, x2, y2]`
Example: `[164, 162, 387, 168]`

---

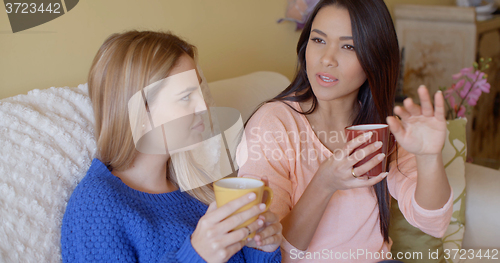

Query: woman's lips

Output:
[316, 73, 339, 87]
[191, 120, 205, 132]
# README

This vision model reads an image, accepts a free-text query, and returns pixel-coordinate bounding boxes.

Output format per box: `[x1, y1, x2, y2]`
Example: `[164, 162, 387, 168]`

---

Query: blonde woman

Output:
[61, 31, 282, 263]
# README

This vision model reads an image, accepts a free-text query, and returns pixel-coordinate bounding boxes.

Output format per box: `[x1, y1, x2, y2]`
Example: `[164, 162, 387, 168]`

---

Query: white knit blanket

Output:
[0, 85, 96, 263]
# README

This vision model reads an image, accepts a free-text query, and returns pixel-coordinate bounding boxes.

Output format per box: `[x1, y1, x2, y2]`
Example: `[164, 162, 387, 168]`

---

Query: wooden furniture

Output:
[394, 4, 500, 168]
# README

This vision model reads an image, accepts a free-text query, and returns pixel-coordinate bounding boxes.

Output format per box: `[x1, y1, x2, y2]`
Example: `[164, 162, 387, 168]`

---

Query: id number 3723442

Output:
[5, 3, 62, 14]
[444, 249, 498, 260]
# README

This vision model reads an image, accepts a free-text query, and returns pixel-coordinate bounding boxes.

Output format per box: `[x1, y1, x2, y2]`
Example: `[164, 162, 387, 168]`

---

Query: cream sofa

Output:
[0, 71, 499, 262]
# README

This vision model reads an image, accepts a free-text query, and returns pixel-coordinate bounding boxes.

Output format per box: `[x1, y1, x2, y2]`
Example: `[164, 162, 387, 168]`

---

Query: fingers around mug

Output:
[262, 187, 273, 212]
[261, 176, 270, 187]
[214, 227, 251, 250]
[258, 211, 279, 226]
[211, 237, 246, 263]
[358, 172, 389, 187]
[352, 171, 370, 181]
[345, 132, 374, 155]
[206, 201, 218, 213]
[349, 141, 383, 164]
[220, 203, 266, 234]
[244, 216, 265, 234]
[254, 223, 282, 244]
[252, 213, 274, 235]
[208, 193, 257, 224]
[220, 239, 247, 261]
[257, 230, 283, 247]
[253, 211, 278, 239]
[352, 153, 385, 177]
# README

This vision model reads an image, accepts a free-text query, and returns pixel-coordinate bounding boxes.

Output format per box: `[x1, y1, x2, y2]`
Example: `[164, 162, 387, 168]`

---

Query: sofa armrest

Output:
[462, 163, 500, 249]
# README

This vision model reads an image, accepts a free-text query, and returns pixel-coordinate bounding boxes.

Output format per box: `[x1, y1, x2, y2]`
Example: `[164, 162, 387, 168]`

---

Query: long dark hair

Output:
[248, 0, 399, 243]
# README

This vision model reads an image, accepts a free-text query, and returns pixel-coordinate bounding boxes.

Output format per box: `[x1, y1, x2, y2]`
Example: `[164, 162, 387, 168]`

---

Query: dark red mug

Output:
[344, 124, 396, 177]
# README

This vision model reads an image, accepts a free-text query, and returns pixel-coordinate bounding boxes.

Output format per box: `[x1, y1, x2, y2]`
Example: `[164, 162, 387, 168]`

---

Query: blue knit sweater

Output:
[61, 159, 281, 262]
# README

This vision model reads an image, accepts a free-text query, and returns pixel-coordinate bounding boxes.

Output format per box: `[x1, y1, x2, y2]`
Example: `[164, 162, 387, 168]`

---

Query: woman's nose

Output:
[194, 89, 208, 113]
[320, 47, 338, 68]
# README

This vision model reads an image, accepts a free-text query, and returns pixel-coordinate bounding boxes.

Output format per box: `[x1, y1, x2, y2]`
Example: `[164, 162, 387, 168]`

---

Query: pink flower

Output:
[444, 88, 454, 99]
[457, 105, 466, 118]
[444, 62, 492, 120]
[466, 76, 490, 106]
[459, 81, 473, 99]
[467, 88, 482, 106]
[474, 73, 491, 93]
[447, 93, 456, 108]
[454, 79, 465, 91]
[452, 67, 474, 80]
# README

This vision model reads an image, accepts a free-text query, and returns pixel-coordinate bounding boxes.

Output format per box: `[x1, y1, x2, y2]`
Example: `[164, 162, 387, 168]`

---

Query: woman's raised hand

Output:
[191, 193, 267, 263]
[314, 132, 389, 193]
[387, 85, 447, 156]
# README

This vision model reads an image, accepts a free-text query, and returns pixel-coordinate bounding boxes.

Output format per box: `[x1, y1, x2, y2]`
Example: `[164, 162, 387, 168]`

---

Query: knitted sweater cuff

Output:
[161, 235, 205, 263]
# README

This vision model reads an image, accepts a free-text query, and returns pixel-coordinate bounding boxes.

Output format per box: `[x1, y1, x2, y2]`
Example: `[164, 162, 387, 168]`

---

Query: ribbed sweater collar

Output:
[88, 158, 195, 204]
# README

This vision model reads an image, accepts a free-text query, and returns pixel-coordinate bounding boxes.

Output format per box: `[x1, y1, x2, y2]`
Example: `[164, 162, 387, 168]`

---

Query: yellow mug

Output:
[213, 177, 274, 239]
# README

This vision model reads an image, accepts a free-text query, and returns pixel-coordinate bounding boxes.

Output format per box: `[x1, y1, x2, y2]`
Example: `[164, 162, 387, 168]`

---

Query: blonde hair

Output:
[88, 30, 214, 204]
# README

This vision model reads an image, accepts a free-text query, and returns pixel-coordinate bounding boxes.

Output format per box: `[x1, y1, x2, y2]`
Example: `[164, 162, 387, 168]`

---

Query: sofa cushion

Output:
[463, 163, 500, 249]
[389, 200, 446, 262]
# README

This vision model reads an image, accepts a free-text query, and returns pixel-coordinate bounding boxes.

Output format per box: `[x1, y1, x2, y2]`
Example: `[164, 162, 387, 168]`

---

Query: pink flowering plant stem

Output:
[439, 58, 492, 120]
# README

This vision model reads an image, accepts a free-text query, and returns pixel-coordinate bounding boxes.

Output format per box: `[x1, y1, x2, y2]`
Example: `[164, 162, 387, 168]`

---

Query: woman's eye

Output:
[311, 37, 325, 44]
[342, 44, 355, 51]
[181, 93, 191, 101]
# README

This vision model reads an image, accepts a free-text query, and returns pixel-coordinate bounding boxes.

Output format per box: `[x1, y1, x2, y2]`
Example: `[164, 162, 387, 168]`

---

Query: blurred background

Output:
[2, 0, 498, 168]
[0, 0, 457, 100]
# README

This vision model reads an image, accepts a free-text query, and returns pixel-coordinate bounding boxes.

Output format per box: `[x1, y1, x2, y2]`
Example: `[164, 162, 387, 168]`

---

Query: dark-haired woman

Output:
[236, 0, 453, 262]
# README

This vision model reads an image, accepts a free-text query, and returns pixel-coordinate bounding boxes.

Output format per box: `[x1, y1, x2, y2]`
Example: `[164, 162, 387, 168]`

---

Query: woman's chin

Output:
[169, 138, 205, 154]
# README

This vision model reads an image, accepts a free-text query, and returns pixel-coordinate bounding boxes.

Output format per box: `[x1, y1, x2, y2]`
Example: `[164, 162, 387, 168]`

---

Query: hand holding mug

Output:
[191, 193, 268, 263]
[213, 178, 273, 239]
[313, 131, 388, 194]
[344, 124, 396, 177]
[245, 176, 283, 252]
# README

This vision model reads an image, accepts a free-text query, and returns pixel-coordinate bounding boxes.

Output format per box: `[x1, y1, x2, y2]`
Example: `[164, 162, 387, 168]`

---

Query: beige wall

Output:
[0, 0, 454, 99]
[385, 0, 454, 10]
